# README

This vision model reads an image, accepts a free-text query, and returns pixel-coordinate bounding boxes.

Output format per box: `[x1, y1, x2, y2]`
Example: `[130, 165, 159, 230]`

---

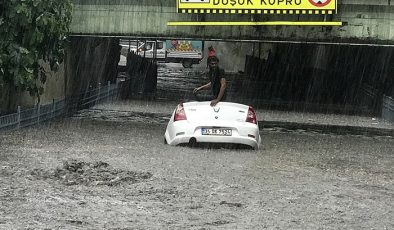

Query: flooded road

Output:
[1, 116, 393, 229]
[1, 63, 392, 229]
[156, 63, 244, 103]
[156, 63, 205, 100]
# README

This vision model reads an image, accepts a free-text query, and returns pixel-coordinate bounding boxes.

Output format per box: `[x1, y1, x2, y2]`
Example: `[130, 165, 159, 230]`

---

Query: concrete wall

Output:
[0, 37, 120, 114]
[64, 37, 120, 99]
[0, 63, 65, 114]
[17, 63, 66, 106]
[71, 1, 394, 44]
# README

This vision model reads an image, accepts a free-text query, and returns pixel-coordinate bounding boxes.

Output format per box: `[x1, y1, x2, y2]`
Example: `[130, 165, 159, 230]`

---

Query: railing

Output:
[382, 95, 394, 123]
[0, 81, 119, 131]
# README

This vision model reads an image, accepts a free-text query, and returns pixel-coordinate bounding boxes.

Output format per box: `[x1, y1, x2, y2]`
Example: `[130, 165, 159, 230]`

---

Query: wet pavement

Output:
[2, 114, 393, 229]
[91, 98, 394, 137]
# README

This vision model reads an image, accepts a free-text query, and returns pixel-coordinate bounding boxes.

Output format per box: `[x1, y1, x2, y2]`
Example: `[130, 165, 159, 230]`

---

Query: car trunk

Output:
[183, 102, 249, 123]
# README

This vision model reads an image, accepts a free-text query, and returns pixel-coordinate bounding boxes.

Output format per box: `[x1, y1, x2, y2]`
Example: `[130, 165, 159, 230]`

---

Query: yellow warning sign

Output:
[178, 0, 336, 14]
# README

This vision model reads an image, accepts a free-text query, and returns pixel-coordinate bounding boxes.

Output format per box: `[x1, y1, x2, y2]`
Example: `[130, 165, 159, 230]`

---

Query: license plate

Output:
[201, 128, 232, 136]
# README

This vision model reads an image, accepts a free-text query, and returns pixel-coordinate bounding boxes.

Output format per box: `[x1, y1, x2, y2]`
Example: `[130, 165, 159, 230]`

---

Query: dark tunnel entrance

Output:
[242, 43, 394, 116]
[117, 39, 394, 117]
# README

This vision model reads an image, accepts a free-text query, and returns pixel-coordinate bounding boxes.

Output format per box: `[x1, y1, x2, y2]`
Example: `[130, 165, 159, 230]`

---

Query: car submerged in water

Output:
[164, 101, 261, 150]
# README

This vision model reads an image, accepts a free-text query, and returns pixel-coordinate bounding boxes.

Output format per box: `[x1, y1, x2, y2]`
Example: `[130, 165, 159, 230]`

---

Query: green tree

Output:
[0, 0, 72, 102]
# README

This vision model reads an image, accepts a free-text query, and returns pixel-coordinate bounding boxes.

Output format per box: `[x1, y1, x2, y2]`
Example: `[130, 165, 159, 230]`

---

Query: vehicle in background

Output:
[119, 39, 142, 53]
[136, 40, 204, 68]
[118, 40, 141, 68]
[137, 41, 166, 60]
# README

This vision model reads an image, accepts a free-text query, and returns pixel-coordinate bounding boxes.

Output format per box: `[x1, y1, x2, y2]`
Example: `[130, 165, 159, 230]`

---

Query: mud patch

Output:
[205, 220, 231, 226]
[31, 159, 152, 186]
[219, 200, 243, 208]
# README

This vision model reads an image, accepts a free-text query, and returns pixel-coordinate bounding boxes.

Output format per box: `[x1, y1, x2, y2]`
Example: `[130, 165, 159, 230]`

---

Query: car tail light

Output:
[246, 106, 257, 124]
[174, 103, 187, 121]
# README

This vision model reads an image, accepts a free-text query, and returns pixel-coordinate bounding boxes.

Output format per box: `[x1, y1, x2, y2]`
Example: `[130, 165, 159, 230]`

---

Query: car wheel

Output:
[188, 137, 197, 147]
[164, 137, 168, 144]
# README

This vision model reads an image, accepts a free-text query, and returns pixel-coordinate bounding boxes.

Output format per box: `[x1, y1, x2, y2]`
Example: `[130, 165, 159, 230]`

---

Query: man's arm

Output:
[193, 82, 211, 94]
[216, 78, 226, 101]
[210, 78, 226, 106]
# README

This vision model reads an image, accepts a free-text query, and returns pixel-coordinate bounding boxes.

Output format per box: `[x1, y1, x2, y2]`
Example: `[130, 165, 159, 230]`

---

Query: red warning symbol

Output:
[308, 0, 331, 7]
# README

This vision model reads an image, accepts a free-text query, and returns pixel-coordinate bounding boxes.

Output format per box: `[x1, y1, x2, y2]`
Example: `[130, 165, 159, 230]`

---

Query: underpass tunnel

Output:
[62, 36, 393, 119]
[242, 42, 394, 116]
[116, 38, 393, 117]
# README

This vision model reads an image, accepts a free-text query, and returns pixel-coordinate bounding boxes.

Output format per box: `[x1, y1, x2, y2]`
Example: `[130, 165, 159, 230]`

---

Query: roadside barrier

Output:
[382, 95, 394, 123]
[0, 81, 119, 132]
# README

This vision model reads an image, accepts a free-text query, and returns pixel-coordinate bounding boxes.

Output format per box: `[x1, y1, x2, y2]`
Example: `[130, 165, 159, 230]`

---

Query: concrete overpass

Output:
[71, 0, 394, 45]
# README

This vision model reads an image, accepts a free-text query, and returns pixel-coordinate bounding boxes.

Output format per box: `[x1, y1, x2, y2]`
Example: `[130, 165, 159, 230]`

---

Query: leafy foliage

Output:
[0, 0, 72, 97]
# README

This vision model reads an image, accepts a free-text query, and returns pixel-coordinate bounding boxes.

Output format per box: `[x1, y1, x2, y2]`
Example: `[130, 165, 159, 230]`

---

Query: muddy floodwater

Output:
[1, 114, 393, 229]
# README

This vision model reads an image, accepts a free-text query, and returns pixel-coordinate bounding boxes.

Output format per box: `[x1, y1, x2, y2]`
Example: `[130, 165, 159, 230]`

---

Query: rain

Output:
[1, 1, 394, 229]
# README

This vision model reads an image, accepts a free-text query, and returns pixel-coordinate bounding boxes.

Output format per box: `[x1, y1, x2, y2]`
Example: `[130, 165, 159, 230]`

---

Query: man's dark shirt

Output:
[208, 67, 226, 100]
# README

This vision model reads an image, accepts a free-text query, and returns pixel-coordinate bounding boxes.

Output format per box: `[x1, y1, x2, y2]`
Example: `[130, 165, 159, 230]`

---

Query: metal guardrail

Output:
[0, 81, 119, 132]
[382, 95, 394, 123]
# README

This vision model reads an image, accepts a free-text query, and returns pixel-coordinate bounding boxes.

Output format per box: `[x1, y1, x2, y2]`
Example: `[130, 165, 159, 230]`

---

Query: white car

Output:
[164, 101, 261, 150]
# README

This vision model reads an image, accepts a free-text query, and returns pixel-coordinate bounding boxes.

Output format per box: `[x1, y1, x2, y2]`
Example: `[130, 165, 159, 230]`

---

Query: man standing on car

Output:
[193, 56, 227, 107]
